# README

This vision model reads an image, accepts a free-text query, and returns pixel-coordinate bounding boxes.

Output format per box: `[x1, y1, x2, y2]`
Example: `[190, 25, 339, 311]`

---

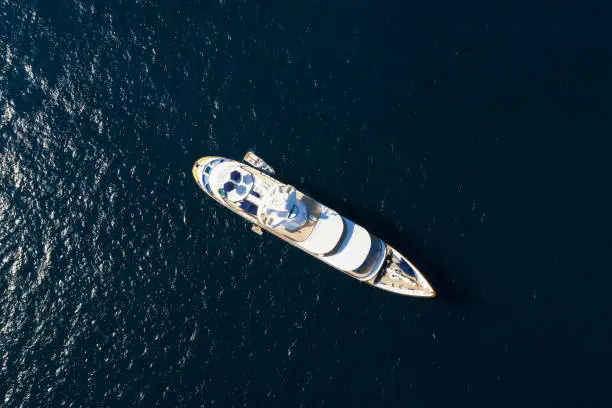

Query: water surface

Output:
[1, 0, 610, 406]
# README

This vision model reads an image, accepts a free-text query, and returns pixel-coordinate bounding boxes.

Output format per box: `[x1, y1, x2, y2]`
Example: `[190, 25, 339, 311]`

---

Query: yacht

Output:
[192, 153, 435, 298]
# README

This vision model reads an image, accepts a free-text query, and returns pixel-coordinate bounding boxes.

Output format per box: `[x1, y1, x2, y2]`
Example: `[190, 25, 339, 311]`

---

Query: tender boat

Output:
[192, 153, 435, 298]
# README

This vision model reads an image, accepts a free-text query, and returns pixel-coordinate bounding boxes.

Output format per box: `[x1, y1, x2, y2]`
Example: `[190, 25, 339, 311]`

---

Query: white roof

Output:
[323, 218, 371, 271]
[297, 207, 344, 255]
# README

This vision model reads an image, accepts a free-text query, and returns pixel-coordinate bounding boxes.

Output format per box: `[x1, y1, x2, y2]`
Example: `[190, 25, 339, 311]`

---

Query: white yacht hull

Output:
[192, 155, 435, 298]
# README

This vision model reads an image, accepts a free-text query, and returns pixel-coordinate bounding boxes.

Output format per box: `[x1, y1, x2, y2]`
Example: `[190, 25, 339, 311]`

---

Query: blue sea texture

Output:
[1, 0, 611, 407]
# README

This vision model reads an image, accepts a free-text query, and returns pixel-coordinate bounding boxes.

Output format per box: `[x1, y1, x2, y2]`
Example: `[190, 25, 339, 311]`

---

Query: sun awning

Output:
[323, 218, 371, 272]
[297, 207, 344, 255]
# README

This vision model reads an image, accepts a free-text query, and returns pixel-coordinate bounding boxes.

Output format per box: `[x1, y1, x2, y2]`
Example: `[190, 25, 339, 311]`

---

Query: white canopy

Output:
[323, 218, 371, 272]
[297, 207, 344, 255]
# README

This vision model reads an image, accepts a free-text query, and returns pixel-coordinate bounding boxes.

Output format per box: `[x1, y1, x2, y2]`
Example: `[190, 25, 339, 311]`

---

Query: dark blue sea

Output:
[1, 1, 611, 406]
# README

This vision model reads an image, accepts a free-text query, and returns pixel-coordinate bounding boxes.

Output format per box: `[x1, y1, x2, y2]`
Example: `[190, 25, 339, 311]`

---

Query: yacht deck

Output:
[224, 165, 323, 243]
[262, 191, 322, 242]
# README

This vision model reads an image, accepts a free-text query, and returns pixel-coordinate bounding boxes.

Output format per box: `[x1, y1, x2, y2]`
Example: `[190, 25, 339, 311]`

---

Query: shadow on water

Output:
[291, 182, 478, 306]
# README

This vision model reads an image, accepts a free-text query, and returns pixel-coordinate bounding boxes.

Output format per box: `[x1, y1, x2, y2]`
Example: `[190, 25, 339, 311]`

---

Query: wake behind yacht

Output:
[192, 153, 435, 298]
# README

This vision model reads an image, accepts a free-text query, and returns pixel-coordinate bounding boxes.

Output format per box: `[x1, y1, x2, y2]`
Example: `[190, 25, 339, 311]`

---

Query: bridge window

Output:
[353, 235, 385, 278]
